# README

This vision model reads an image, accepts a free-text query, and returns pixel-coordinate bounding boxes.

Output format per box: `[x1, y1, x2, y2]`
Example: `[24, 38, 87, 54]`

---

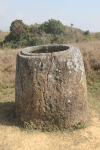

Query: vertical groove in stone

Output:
[15, 44, 87, 128]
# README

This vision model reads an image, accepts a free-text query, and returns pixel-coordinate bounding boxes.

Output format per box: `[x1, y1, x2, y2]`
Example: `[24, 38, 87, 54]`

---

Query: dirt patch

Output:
[0, 109, 100, 150]
[0, 43, 100, 150]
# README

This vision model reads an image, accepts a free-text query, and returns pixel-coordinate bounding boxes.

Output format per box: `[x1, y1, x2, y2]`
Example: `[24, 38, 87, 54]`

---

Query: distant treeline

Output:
[1, 18, 99, 49]
[0, 19, 72, 49]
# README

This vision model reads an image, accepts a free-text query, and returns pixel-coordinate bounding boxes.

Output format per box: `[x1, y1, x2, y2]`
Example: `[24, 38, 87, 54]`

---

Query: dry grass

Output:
[0, 39, 100, 130]
[70, 40, 100, 82]
[0, 30, 9, 42]
[0, 39, 100, 95]
[0, 23, 100, 149]
[0, 39, 99, 88]
[0, 40, 100, 86]
[64, 26, 97, 43]
[0, 40, 100, 149]
[0, 48, 20, 89]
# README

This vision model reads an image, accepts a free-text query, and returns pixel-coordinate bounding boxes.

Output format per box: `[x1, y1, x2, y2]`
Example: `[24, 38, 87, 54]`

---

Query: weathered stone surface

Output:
[15, 44, 87, 129]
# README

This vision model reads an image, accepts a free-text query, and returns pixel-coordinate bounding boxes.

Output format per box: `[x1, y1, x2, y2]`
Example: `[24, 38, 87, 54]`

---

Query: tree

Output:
[84, 30, 90, 36]
[29, 25, 39, 34]
[9, 19, 26, 41]
[38, 19, 65, 35]
[71, 23, 73, 27]
[10, 19, 24, 34]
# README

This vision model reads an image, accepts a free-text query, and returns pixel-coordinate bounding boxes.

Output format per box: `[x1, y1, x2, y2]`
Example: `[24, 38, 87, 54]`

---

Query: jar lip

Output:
[20, 44, 70, 56]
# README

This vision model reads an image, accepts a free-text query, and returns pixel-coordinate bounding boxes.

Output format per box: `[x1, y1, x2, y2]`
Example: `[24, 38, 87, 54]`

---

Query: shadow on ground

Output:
[0, 102, 17, 126]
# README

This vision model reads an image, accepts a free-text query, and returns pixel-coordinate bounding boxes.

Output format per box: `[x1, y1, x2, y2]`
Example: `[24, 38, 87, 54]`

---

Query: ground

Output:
[0, 41, 100, 150]
[0, 109, 100, 150]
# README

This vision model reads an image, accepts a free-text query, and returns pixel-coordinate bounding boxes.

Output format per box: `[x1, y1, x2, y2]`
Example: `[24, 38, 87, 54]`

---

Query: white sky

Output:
[0, 0, 100, 32]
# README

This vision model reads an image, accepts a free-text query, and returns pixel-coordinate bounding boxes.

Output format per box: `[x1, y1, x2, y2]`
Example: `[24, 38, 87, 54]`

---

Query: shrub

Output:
[29, 25, 39, 34]
[95, 32, 100, 39]
[84, 30, 90, 36]
[38, 19, 65, 35]
[40, 33, 52, 45]
[11, 43, 15, 48]
[15, 43, 19, 49]
[9, 19, 27, 42]
[0, 41, 3, 47]
[71, 23, 73, 27]
[28, 37, 41, 46]
[63, 33, 68, 37]
[51, 33, 68, 44]
[76, 38, 80, 43]
[2, 19, 78, 49]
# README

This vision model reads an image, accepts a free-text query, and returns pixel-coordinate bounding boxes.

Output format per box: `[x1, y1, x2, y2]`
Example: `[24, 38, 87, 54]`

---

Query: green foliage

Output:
[84, 30, 90, 36]
[40, 32, 52, 45]
[71, 23, 73, 27]
[51, 33, 69, 44]
[4, 32, 13, 42]
[29, 25, 39, 34]
[1, 19, 76, 49]
[75, 30, 77, 34]
[3, 19, 27, 44]
[46, 34, 52, 43]
[76, 38, 80, 43]
[63, 33, 68, 37]
[28, 37, 41, 46]
[95, 32, 100, 39]
[9, 19, 26, 41]
[0, 41, 3, 47]
[38, 19, 65, 35]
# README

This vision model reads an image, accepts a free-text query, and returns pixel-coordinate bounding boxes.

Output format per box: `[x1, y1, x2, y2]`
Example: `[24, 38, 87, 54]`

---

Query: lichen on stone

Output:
[15, 44, 87, 129]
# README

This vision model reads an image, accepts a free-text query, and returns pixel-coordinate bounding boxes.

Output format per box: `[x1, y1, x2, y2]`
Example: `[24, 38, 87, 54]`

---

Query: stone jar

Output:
[15, 45, 87, 129]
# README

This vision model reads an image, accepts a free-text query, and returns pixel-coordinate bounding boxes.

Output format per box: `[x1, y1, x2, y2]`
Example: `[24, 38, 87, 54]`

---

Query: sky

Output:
[0, 0, 100, 33]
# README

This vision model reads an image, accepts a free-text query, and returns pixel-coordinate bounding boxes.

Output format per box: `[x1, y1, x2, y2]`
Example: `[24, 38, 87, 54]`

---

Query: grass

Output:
[0, 86, 15, 126]
[87, 81, 100, 116]
[0, 39, 100, 132]
[0, 30, 9, 42]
